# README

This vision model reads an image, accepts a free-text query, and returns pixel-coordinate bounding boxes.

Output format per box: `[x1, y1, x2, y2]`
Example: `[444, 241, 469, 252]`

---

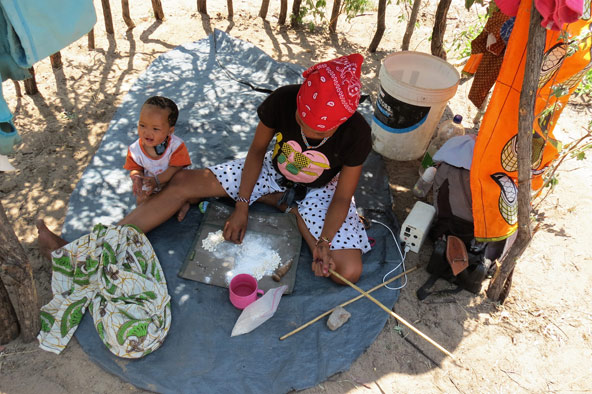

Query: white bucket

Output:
[371, 51, 460, 161]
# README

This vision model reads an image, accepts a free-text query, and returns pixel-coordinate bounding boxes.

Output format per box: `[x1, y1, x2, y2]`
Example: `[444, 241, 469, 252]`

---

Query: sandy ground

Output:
[1, 1, 591, 393]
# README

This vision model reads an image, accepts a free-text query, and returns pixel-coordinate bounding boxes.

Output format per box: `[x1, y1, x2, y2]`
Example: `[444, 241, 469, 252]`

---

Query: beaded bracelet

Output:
[315, 236, 331, 247]
[236, 195, 250, 204]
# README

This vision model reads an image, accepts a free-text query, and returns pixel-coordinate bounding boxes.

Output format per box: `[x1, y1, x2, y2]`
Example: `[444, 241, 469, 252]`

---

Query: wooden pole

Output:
[0, 201, 40, 342]
[402, 0, 422, 51]
[151, 0, 165, 21]
[291, 0, 302, 27]
[50, 52, 62, 69]
[259, 0, 270, 19]
[487, 4, 546, 303]
[12, 80, 22, 97]
[431, 0, 451, 59]
[369, 0, 387, 52]
[227, 0, 234, 19]
[121, 0, 135, 29]
[197, 0, 207, 15]
[329, 268, 455, 359]
[280, 266, 418, 340]
[88, 28, 95, 50]
[101, 0, 115, 35]
[24, 67, 38, 95]
[279, 0, 287, 25]
[329, 0, 341, 33]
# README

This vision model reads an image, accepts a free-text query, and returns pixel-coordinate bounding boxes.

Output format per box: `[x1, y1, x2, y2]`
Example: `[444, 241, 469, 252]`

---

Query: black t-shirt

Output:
[257, 85, 371, 189]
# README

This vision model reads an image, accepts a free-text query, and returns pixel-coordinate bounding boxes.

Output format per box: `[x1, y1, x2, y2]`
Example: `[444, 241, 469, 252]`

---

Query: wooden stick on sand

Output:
[280, 266, 417, 341]
[328, 268, 455, 360]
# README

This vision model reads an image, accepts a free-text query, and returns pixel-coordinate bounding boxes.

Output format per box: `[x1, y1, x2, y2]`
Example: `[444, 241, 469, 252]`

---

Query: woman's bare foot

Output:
[36, 219, 68, 261]
[177, 202, 191, 222]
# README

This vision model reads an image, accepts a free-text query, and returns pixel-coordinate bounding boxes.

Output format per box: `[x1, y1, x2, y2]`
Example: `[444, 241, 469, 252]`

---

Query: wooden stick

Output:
[329, 268, 455, 359]
[279, 266, 417, 341]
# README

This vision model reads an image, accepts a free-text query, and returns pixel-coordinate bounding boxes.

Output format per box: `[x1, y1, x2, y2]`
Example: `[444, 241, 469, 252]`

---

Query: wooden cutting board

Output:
[179, 201, 302, 294]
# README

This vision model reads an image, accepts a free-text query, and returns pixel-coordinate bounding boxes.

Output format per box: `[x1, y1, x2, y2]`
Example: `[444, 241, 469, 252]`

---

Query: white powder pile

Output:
[201, 230, 282, 283]
[201, 230, 225, 252]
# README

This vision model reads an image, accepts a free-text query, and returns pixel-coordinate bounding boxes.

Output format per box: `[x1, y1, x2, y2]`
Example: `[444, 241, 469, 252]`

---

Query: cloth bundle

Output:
[38, 224, 172, 359]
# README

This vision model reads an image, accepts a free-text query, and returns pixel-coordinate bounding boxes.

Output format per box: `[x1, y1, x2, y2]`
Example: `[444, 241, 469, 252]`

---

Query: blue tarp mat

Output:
[63, 30, 403, 394]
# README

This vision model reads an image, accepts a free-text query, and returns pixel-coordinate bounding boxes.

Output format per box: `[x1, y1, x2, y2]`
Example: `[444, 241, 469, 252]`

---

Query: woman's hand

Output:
[223, 204, 249, 244]
[312, 242, 335, 277]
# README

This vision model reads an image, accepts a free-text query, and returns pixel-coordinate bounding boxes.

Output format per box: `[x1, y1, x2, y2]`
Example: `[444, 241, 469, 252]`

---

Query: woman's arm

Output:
[312, 164, 363, 276]
[223, 121, 275, 243]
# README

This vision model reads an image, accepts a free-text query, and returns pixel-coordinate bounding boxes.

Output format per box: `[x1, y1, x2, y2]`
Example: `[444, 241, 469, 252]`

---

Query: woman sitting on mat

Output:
[38, 53, 372, 284]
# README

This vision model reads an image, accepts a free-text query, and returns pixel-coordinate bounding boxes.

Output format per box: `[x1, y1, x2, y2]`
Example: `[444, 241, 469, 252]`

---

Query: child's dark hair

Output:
[143, 96, 179, 126]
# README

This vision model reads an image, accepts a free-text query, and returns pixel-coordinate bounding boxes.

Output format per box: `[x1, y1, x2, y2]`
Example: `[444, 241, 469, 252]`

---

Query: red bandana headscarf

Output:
[297, 53, 364, 132]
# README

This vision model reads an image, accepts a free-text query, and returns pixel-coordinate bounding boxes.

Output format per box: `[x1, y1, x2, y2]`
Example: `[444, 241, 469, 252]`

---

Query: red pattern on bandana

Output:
[297, 53, 363, 132]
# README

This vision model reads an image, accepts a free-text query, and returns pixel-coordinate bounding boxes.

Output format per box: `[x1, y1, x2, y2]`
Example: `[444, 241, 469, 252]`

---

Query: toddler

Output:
[124, 96, 192, 219]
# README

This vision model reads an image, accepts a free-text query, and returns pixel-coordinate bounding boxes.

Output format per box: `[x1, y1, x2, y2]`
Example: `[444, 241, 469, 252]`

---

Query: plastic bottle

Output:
[412, 166, 437, 199]
[419, 114, 465, 175]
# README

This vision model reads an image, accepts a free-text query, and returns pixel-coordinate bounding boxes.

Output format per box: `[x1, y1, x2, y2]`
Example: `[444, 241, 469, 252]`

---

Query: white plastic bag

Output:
[231, 285, 288, 337]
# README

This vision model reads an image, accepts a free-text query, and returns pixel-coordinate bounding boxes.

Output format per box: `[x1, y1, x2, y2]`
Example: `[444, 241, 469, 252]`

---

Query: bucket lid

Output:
[379, 51, 460, 105]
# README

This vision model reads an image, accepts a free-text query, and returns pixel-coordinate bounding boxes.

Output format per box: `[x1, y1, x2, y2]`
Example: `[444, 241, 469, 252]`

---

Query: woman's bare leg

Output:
[176, 202, 192, 222]
[37, 168, 228, 258]
[255, 192, 363, 284]
[36, 220, 68, 261]
[118, 168, 228, 232]
[292, 209, 363, 285]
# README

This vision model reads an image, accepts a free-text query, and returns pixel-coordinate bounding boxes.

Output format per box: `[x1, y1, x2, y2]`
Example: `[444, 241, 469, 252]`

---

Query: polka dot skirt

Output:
[208, 152, 371, 253]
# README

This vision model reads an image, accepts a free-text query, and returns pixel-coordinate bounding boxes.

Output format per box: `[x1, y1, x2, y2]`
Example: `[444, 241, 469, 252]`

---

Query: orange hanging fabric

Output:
[462, 53, 484, 76]
[470, 0, 591, 242]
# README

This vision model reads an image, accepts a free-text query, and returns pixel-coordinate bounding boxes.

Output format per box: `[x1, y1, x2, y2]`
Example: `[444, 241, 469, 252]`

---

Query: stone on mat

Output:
[327, 306, 351, 331]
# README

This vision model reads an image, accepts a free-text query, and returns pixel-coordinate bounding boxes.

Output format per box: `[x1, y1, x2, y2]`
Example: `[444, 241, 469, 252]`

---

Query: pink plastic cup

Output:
[229, 274, 264, 310]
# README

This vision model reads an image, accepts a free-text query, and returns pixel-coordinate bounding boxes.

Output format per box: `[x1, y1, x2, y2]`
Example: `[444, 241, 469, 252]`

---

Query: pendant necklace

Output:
[300, 128, 329, 149]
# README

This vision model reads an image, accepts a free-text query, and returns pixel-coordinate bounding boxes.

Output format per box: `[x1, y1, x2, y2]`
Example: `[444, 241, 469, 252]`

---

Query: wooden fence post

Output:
[197, 0, 207, 14]
[0, 202, 40, 342]
[259, 0, 270, 19]
[402, 0, 422, 51]
[329, 0, 341, 33]
[369, 0, 387, 52]
[50, 52, 62, 69]
[88, 28, 95, 50]
[24, 67, 38, 95]
[291, 0, 302, 27]
[279, 0, 287, 25]
[431, 0, 451, 59]
[487, 5, 546, 303]
[227, 0, 234, 19]
[12, 80, 22, 97]
[122, 0, 135, 29]
[101, 0, 115, 34]
[151, 0, 165, 21]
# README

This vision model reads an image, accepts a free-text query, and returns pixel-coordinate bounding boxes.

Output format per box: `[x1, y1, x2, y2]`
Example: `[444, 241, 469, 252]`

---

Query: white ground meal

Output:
[201, 230, 282, 283]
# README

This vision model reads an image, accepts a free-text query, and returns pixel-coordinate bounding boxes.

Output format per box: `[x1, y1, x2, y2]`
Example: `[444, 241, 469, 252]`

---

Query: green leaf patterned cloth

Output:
[37, 224, 171, 359]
